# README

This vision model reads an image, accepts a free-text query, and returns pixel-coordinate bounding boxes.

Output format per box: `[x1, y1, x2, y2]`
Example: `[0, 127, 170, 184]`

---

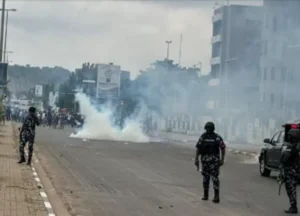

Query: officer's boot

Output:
[201, 189, 209, 201]
[284, 204, 298, 214]
[18, 156, 26, 164]
[212, 189, 220, 203]
[26, 155, 32, 166]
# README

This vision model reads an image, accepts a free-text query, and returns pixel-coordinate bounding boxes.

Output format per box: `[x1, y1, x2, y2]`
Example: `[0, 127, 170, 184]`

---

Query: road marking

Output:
[33, 172, 38, 176]
[40, 191, 47, 198]
[44, 201, 52, 209]
[35, 177, 41, 182]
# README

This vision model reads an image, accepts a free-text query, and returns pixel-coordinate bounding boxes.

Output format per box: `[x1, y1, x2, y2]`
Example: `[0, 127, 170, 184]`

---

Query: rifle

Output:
[277, 166, 284, 196]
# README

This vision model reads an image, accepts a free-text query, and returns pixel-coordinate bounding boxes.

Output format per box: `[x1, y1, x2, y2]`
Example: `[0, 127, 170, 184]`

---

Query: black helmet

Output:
[28, 107, 36, 113]
[204, 121, 215, 132]
[288, 129, 300, 142]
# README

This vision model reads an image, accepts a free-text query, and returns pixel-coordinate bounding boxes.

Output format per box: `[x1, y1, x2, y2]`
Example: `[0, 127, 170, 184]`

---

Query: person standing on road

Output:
[195, 122, 226, 203]
[280, 128, 300, 214]
[18, 107, 40, 165]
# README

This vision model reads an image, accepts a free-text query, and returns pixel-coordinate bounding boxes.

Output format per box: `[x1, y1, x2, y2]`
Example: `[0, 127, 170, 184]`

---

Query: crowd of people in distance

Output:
[3, 106, 85, 129]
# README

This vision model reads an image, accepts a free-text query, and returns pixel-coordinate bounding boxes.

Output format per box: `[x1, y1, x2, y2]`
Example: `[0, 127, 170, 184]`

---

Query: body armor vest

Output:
[201, 133, 220, 156]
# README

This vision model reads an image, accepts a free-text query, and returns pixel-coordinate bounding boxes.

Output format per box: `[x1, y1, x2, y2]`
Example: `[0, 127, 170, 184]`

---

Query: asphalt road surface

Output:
[34, 127, 297, 216]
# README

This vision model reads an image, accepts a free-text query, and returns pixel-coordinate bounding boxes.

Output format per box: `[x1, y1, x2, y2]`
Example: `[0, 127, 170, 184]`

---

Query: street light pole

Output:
[4, 10, 7, 62]
[166, 40, 172, 60]
[1, 8, 16, 63]
[0, 0, 6, 62]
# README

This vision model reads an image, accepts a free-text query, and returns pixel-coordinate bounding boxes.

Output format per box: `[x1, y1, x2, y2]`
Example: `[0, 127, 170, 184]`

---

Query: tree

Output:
[7, 64, 71, 95]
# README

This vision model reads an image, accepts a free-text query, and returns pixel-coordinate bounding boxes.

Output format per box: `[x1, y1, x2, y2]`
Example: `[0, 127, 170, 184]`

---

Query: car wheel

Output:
[260, 156, 271, 177]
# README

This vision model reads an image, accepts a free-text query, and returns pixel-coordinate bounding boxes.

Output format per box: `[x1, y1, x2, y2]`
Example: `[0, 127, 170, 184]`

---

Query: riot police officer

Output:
[195, 122, 226, 203]
[280, 128, 300, 213]
[18, 107, 40, 165]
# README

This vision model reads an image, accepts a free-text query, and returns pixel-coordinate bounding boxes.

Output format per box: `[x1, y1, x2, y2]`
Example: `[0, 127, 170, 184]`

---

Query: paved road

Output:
[34, 127, 295, 216]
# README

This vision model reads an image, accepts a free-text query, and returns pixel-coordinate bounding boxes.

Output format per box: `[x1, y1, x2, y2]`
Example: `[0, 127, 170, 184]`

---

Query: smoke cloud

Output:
[70, 93, 149, 143]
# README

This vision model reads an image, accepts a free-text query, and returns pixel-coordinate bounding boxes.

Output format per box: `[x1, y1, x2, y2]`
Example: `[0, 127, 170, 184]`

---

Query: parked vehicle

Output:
[259, 122, 300, 177]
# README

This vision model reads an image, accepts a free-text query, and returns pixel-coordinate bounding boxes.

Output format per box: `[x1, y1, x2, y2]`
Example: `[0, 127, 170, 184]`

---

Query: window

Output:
[279, 132, 285, 144]
[264, 41, 268, 54]
[273, 41, 276, 53]
[264, 67, 268, 80]
[271, 131, 280, 144]
[280, 93, 284, 108]
[265, 13, 268, 28]
[270, 93, 274, 106]
[282, 42, 287, 56]
[281, 67, 287, 80]
[271, 67, 275, 80]
[273, 16, 277, 32]
[106, 78, 111, 83]
[262, 92, 265, 102]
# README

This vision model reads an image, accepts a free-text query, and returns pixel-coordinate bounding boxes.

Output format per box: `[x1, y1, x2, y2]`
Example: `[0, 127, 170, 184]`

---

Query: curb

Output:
[157, 137, 259, 157]
[28, 154, 56, 216]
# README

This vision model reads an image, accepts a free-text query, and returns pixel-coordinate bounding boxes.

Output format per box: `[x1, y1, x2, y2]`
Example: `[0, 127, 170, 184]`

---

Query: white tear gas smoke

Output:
[70, 93, 149, 143]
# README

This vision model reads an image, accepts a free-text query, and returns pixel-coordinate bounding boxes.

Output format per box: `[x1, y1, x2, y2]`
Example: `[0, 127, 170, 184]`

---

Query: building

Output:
[208, 4, 263, 141]
[260, 0, 300, 121]
[75, 63, 98, 97]
[120, 70, 130, 99]
[210, 4, 263, 112]
[211, 4, 263, 78]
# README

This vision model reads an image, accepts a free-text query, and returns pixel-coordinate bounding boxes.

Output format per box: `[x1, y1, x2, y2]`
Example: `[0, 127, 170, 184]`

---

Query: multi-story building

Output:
[260, 0, 300, 121]
[209, 4, 263, 140]
[210, 4, 263, 112]
[211, 4, 262, 78]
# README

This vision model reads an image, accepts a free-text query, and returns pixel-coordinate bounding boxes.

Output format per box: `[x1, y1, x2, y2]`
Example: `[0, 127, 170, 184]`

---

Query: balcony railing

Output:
[211, 34, 222, 43]
[212, 13, 223, 22]
[211, 57, 221, 65]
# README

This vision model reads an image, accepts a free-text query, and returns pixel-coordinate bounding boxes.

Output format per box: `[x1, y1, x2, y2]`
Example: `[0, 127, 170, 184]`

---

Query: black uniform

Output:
[280, 128, 300, 214]
[195, 122, 226, 203]
[18, 107, 40, 165]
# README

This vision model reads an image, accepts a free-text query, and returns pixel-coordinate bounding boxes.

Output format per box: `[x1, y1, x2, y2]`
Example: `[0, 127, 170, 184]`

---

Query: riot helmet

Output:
[204, 121, 215, 132]
[28, 107, 36, 114]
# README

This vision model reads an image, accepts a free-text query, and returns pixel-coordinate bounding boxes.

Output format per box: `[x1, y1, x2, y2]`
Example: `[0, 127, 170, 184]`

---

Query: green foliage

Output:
[8, 64, 71, 95]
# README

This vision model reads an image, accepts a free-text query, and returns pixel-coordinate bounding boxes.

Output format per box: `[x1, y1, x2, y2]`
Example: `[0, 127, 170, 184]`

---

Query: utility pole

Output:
[0, 0, 6, 62]
[178, 34, 182, 65]
[166, 40, 172, 60]
[3, 9, 16, 62]
[3, 9, 7, 62]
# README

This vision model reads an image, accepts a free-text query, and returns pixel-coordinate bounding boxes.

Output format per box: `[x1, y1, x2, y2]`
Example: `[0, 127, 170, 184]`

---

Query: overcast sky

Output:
[6, 0, 262, 78]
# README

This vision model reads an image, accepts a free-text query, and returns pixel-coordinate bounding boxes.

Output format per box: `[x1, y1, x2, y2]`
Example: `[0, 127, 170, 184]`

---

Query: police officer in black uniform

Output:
[280, 128, 300, 213]
[195, 122, 226, 203]
[18, 107, 40, 165]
